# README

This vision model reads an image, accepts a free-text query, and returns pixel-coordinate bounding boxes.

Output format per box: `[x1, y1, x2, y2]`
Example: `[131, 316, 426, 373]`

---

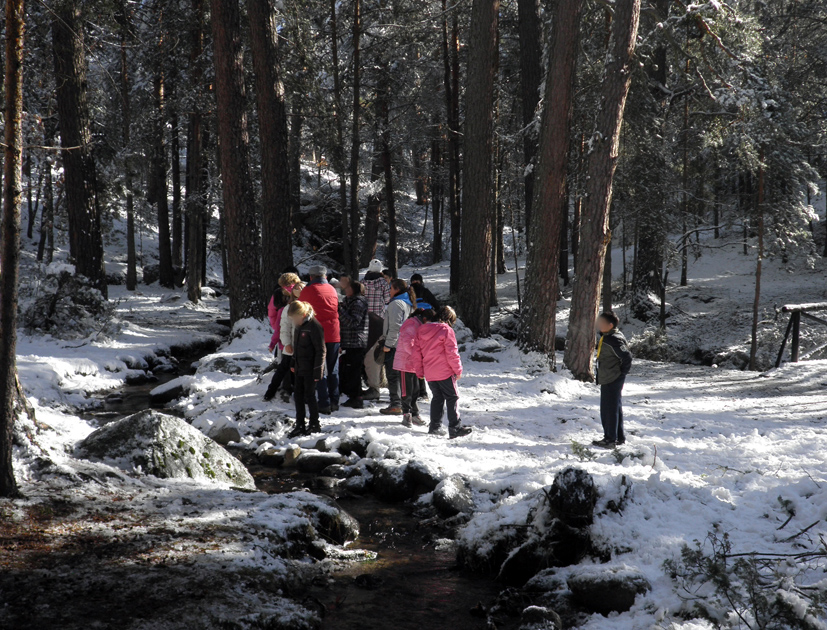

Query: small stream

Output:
[77, 346, 516, 630]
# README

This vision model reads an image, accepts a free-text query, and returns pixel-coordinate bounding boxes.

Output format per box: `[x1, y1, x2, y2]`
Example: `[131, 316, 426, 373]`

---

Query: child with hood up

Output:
[393, 308, 437, 428]
[410, 306, 472, 439]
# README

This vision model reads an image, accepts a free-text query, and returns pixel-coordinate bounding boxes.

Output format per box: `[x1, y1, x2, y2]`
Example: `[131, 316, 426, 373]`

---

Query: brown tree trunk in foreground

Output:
[248, 0, 293, 297]
[749, 153, 765, 371]
[565, 0, 641, 381]
[517, 0, 542, 230]
[459, 0, 499, 337]
[0, 0, 25, 498]
[186, 0, 206, 303]
[518, 0, 584, 359]
[211, 0, 263, 322]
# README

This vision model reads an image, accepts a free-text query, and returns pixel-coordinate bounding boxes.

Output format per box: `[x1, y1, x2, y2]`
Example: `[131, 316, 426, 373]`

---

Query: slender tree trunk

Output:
[749, 153, 765, 371]
[348, 0, 362, 275]
[360, 146, 382, 268]
[211, 0, 263, 322]
[117, 5, 137, 291]
[430, 120, 443, 263]
[52, 0, 107, 297]
[518, 0, 584, 357]
[0, 0, 25, 498]
[378, 78, 398, 277]
[559, 178, 570, 285]
[186, 0, 206, 303]
[153, 69, 174, 288]
[248, 0, 293, 297]
[564, 0, 640, 381]
[24, 154, 35, 239]
[444, 7, 461, 295]
[170, 105, 182, 268]
[288, 102, 303, 230]
[680, 64, 689, 287]
[459, 0, 499, 337]
[517, 0, 542, 229]
[37, 121, 55, 265]
[602, 207, 613, 312]
[328, 0, 349, 272]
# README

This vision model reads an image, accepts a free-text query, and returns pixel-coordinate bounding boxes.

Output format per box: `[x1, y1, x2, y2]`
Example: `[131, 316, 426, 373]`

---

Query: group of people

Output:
[264, 260, 472, 440]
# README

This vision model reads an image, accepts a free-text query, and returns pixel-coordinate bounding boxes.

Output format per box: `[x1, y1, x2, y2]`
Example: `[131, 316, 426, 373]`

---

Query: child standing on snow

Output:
[411, 306, 472, 439]
[288, 301, 326, 438]
[264, 277, 303, 402]
[393, 308, 437, 428]
[380, 279, 416, 416]
[591, 311, 633, 449]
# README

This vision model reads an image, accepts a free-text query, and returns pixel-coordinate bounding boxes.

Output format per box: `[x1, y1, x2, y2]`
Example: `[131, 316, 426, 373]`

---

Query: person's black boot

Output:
[288, 423, 308, 439]
[308, 420, 322, 434]
[449, 425, 473, 439]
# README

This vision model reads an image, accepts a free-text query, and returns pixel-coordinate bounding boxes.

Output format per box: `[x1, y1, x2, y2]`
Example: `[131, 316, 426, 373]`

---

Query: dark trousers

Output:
[384, 348, 401, 407]
[401, 372, 420, 416]
[428, 377, 460, 430]
[265, 354, 293, 398]
[316, 342, 340, 408]
[339, 347, 366, 400]
[294, 373, 319, 427]
[600, 376, 626, 443]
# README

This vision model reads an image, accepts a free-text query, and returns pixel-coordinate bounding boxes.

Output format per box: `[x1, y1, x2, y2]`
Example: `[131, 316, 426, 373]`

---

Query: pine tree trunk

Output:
[518, 0, 584, 357]
[430, 120, 443, 263]
[52, 0, 107, 298]
[185, 0, 206, 303]
[288, 102, 303, 230]
[749, 154, 765, 371]
[153, 69, 174, 289]
[118, 4, 138, 291]
[170, 105, 182, 268]
[248, 0, 293, 297]
[328, 0, 349, 273]
[211, 0, 263, 322]
[564, 0, 640, 381]
[443, 6, 461, 295]
[360, 147, 382, 268]
[517, 0, 542, 229]
[459, 0, 499, 337]
[348, 0, 362, 275]
[0, 0, 25, 498]
[559, 178, 570, 286]
[378, 79, 398, 277]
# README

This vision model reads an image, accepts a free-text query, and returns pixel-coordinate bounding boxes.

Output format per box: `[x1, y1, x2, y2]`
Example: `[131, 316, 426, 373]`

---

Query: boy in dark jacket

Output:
[289, 301, 326, 438]
[592, 311, 633, 449]
[338, 281, 369, 408]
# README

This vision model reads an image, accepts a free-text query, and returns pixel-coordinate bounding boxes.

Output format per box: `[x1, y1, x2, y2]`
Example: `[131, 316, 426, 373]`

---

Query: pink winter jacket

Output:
[268, 296, 283, 352]
[393, 317, 423, 373]
[410, 322, 462, 382]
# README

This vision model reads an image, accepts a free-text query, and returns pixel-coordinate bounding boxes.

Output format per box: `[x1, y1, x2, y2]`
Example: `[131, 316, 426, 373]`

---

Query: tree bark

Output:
[0, 0, 25, 497]
[117, 3, 138, 291]
[459, 0, 499, 337]
[52, 0, 107, 298]
[564, 0, 641, 381]
[152, 68, 175, 289]
[170, 105, 182, 268]
[248, 0, 293, 297]
[749, 153, 765, 371]
[378, 77, 398, 277]
[430, 119, 443, 264]
[328, 0, 350, 272]
[186, 0, 207, 303]
[517, 0, 542, 229]
[348, 0, 362, 275]
[360, 146, 382, 268]
[518, 0, 584, 358]
[211, 0, 263, 322]
[443, 4, 461, 295]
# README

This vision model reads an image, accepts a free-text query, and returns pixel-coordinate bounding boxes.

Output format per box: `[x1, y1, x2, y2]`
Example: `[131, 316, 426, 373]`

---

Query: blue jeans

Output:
[316, 342, 340, 408]
[600, 376, 626, 443]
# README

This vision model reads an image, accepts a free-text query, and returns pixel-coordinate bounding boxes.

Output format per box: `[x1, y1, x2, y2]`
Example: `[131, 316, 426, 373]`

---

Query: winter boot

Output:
[380, 406, 403, 416]
[411, 415, 426, 426]
[591, 438, 616, 449]
[288, 423, 308, 439]
[428, 425, 447, 437]
[401, 413, 413, 428]
[308, 420, 322, 434]
[362, 387, 381, 401]
[449, 425, 473, 440]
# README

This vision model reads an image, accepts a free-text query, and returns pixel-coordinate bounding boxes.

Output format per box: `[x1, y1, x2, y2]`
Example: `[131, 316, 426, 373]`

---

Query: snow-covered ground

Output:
[4, 178, 827, 628]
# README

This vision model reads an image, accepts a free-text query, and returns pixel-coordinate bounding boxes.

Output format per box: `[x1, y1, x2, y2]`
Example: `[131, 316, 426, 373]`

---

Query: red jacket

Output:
[410, 322, 462, 382]
[299, 280, 341, 343]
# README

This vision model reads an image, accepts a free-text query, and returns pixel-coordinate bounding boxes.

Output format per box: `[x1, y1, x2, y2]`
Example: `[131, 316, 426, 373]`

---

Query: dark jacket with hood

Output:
[292, 316, 327, 381]
[596, 328, 633, 385]
[412, 283, 440, 310]
[338, 295, 369, 349]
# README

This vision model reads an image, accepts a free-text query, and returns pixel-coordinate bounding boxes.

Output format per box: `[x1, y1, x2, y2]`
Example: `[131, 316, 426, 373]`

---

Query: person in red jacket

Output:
[299, 264, 341, 413]
[410, 306, 472, 439]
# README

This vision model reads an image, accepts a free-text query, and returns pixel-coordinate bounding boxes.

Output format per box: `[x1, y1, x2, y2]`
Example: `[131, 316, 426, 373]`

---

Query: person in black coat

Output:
[591, 311, 633, 449]
[288, 301, 326, 438]
[410, 273, 440, 310]
[338, 281, 369, 408]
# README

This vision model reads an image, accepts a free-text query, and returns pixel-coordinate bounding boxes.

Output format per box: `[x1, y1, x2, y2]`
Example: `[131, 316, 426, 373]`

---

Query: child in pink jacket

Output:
[410, 306, 472, 439]
[393, 309, 436, 428]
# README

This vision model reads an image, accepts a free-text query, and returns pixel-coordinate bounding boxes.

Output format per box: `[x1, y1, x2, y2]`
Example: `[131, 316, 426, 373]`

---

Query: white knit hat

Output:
[368, 259, 383, 273]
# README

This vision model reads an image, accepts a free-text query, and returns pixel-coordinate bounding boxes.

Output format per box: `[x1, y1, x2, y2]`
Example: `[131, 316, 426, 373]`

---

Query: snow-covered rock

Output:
[567, 565, 651, 615]
[296, 451, 348, 473]
[77, 409, 255, 489]
[433, 474, 474, 516]
[547, 467, 597, 528]
[372, 459, 414, 502]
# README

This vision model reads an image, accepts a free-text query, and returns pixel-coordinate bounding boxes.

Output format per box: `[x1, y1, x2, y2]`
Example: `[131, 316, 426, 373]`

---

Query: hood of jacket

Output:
[390, 292, 413, 307]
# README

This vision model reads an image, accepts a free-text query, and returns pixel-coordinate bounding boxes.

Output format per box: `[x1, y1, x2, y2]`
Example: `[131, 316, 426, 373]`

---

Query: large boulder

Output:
[567, 566, 651, 615]
[296, 451, 348, 473]
[77, 410, 255, 489]
[404, 459, 443, 494]
[547, 467, 597, 528]
[303, 495, 360, 545]
[433, 474, 474, 517]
